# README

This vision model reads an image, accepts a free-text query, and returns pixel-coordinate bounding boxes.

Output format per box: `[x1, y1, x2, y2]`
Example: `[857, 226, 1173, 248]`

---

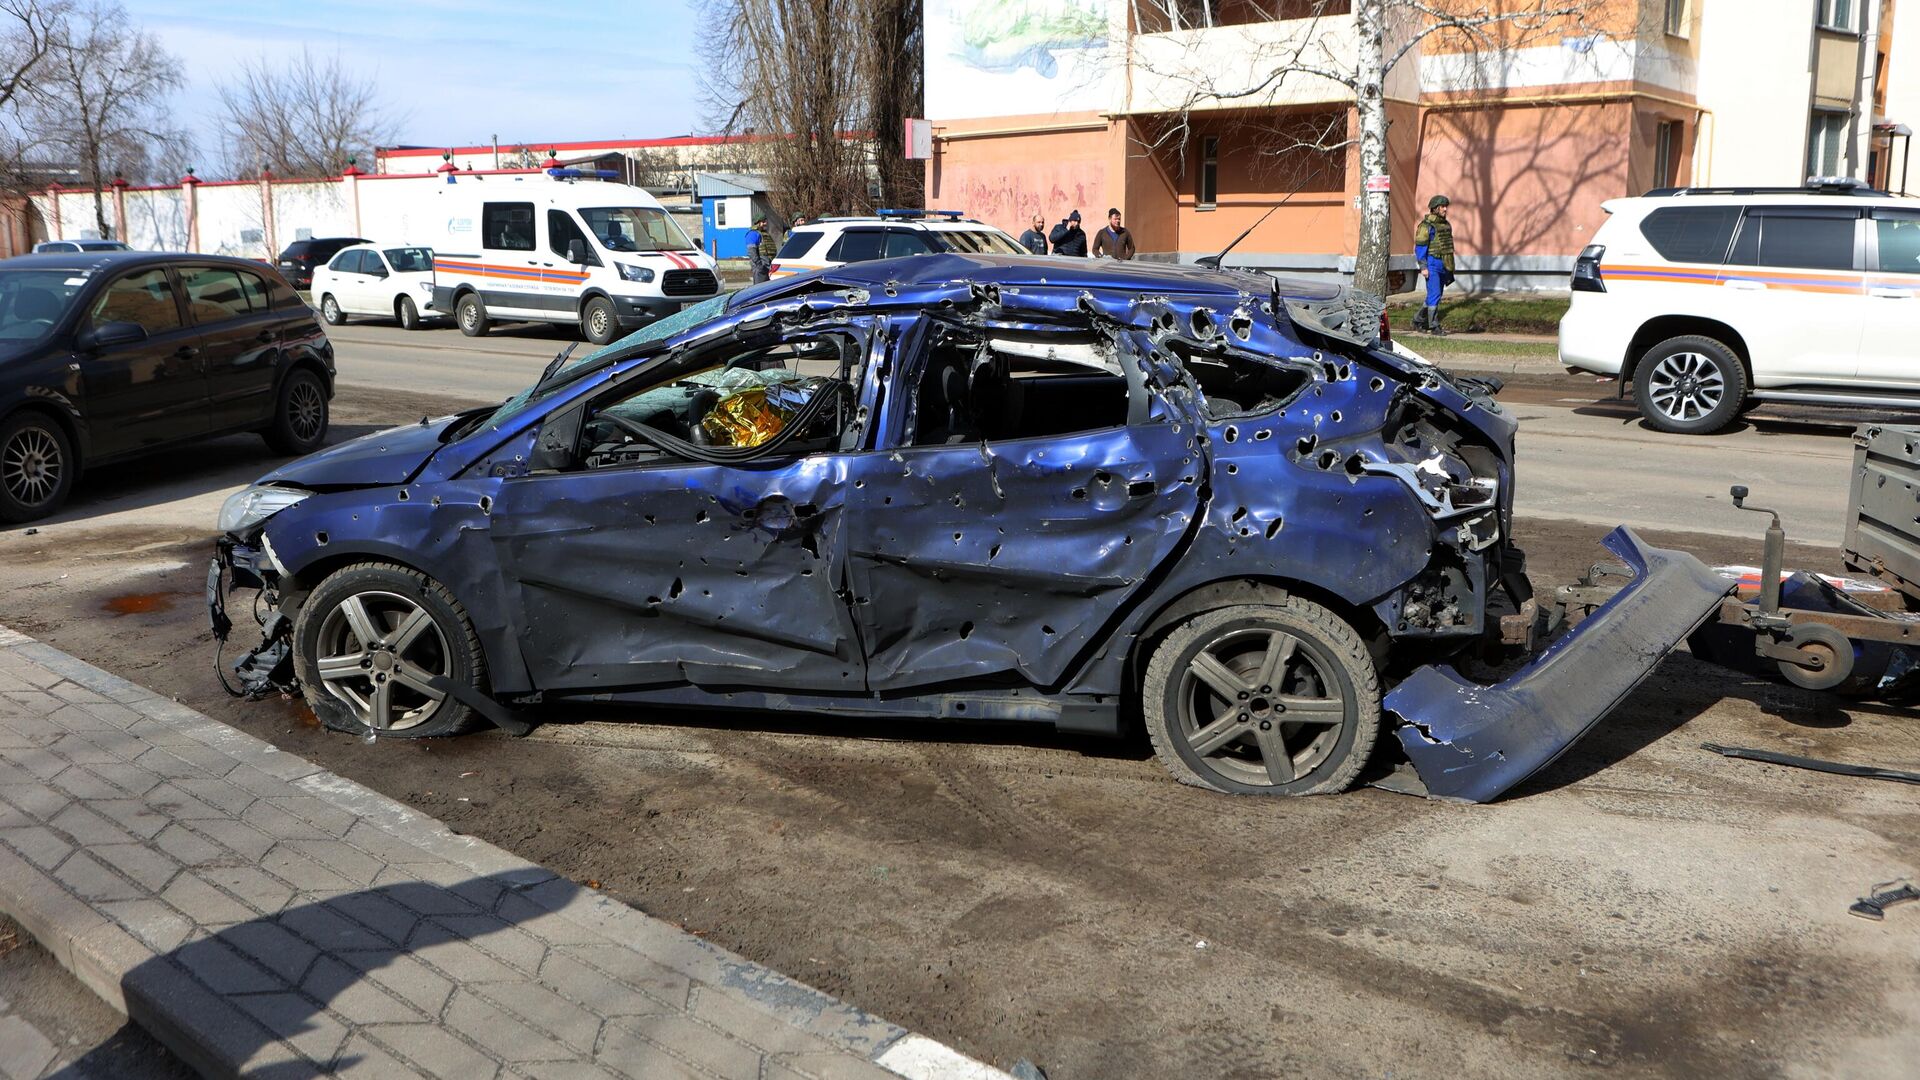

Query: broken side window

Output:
[1170, 341, 1315, 419]
[579, 330, 866, 469]
[906, 326, 1132, 446]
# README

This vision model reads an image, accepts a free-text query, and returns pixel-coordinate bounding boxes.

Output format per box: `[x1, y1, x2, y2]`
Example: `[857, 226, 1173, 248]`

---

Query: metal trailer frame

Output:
[1557, 424, 1920, 693]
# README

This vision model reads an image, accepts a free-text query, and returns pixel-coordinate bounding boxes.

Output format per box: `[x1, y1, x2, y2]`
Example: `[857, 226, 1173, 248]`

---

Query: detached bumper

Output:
[1384, 527, 1732, 803]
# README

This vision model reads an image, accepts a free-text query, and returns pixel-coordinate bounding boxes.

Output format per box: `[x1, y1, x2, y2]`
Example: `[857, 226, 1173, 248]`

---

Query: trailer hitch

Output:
[1731, 485, 1856, 690]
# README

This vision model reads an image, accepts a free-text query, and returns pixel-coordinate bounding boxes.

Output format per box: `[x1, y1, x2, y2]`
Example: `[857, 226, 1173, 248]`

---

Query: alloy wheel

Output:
[288, 380, 325, 442]
[313, 591, 451, 731]
[1174, 626, 1348, 787]
[1, 427, 62, 508]
[1645, 351, 1725, 423]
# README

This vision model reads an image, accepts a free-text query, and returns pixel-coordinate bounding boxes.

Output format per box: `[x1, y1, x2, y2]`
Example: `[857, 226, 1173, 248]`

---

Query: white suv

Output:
[1559, 180, 1920, 434]
[769, 210, 1028, 280]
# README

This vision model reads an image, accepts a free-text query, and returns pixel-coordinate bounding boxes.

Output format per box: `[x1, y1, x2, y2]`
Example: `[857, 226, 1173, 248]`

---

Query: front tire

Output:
[263, 368, 329, 455]
[456, 293, 490, 337]
[1143, 600, 1381, 795]
[581, 296, 618, 345]
[292, 563, 486, 738]
[319, 294, 346, 325]
[0, 411, 75, 523]
[1633, 336, 1747, 435]
[397, 295, 422, 330]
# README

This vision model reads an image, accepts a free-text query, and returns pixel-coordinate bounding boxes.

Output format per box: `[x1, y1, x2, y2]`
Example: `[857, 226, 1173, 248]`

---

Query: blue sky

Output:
[122, 0, 707, 169]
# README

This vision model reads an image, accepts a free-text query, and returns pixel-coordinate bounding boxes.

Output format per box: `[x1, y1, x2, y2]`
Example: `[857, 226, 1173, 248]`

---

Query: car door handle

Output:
[1722, 280, 1768, 291]
[256, 329, 276, 343]
[174, 345, 200, 359]
[1869, 287, 1914, 298]
[1126, 480, 1157, 501]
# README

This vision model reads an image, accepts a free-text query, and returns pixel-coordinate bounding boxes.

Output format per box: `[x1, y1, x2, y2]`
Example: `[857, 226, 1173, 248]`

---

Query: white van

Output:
[428, 173, 720, 344]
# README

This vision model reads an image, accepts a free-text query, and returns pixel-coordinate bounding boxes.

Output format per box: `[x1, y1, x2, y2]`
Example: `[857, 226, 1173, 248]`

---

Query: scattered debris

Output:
[1702, 743, 1920, 786]
[1848, 880, 1919, 921]
[1010, 1060, 1050, 1080]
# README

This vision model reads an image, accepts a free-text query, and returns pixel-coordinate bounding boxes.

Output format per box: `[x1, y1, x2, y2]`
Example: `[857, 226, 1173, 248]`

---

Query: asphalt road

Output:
[326, 321, 1861, 545]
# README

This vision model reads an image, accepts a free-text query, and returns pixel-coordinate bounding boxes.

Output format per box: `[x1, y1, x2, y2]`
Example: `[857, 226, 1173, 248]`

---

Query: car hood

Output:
[255, 417, 456, 489]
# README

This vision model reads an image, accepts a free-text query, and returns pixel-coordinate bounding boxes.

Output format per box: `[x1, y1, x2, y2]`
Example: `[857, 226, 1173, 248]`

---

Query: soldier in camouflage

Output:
[1412, 195, 1455, 335]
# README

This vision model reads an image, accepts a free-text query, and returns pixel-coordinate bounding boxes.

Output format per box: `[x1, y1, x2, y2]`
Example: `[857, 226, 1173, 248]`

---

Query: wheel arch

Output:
[576, 287, 614, 315]
[0, 400, 86, 476]
[1121, 574, 1392, 712]
[1621, 316, 1752, 387]
[274, 542, 531, 695]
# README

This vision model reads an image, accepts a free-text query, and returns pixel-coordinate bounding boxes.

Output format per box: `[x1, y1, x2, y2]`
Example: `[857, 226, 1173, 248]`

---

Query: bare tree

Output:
[1128, 0, 1604, 296]
[26, 0, 183, 238]
[215, 48, 395, 179]
[0, 0, 70, 193]
[857, 0, 924, 208]
[699, 0, 923, 219]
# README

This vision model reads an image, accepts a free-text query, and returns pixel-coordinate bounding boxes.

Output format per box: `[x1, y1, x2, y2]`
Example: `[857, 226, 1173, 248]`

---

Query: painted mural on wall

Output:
[926, 0, 1118, 120]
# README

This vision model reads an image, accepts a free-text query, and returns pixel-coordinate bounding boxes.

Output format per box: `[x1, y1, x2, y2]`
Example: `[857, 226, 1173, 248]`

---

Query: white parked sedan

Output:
[311, 244, 439, 330]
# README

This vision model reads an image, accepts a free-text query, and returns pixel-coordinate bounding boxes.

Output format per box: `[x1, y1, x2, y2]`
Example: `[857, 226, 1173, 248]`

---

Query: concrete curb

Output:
[0, 625, 1016, 1079]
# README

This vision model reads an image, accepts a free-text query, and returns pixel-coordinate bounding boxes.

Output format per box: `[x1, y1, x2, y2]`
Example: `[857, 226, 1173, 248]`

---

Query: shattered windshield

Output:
[478, 293, 733, 432]
[0, 269, 84, 346]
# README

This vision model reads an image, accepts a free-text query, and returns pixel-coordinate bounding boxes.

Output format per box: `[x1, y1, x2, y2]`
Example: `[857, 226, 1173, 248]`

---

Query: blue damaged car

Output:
[210, 254, 1729, 801]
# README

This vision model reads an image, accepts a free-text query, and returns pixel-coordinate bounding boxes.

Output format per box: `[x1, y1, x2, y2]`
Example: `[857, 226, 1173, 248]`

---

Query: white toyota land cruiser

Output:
[1558, 179, 1920, 434]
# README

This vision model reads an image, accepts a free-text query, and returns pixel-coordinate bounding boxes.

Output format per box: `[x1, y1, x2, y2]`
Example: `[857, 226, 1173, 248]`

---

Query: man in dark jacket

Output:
[1092, 207, 1135, 260]
[1048, 210, 1088, 257]
[1412, 195, 1455, 334]
[1018, 213, 1049, 255]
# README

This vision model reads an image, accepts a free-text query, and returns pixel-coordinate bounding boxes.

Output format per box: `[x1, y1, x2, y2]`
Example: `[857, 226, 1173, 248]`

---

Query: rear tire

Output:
[456, 293, 490, 337]
[319, 294, 346, 326]
[1633, 335, 1747, 435]
[581, 296, 618, 345]
[0, 411, 75, 523]
[292, 562, 486, 738]
[263, 368, 329, 455]
[397, 295, 422, 330]
[1143, 600, 1380, 796]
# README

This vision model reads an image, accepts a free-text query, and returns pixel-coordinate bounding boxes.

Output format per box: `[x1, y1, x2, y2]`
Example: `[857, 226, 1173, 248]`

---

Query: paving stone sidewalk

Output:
[0, 626, 1012, 1080]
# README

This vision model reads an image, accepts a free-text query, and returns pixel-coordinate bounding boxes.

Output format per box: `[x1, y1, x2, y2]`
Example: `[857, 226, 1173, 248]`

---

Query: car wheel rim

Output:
[590, 308, 608, 337]
[289, 381, 325, 442]
[323, 298, 338, 320]
[1175, 625, 1346, 788]
[314, 591, 451, 732]
[1, 428, 60, 507]
[461, 303, 477, 330]
[1647, 351, 1725, 422]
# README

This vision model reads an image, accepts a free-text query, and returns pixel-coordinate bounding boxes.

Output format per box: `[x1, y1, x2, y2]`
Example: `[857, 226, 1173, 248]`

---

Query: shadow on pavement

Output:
[0, 423, 395, 536]
[91, 869, 574, 1078]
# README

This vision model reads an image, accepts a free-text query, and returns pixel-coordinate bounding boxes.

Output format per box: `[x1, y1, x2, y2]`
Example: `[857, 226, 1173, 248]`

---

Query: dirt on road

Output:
[2, 386, 1915, 1079]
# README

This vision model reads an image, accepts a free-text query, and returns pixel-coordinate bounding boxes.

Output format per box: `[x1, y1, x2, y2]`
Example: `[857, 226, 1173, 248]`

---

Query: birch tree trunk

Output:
[1352, 0, 1391, 298]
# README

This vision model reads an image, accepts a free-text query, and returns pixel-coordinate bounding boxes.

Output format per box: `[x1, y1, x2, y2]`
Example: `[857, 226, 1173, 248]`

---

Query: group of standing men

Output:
[1019, 208, 1135, 260]
[740, 196, 1459, 334]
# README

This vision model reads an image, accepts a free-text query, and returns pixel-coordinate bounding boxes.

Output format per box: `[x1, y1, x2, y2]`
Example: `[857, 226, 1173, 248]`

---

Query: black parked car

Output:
[275, 237, 369, 290]
[0, 252, 335, 522]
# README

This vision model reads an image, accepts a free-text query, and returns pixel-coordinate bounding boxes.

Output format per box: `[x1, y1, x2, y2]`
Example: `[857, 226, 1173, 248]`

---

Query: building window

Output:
[1808, 111, 1850, 177]
[1663, 0, 1688, 36]
[1817, 0, 1857, 32]
[1198, 136, 1219, 208]
[1653, 121, 1680, 189]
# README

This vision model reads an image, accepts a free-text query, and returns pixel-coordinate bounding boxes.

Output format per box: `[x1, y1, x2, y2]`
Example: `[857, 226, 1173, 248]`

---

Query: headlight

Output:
[616, 262, 655, 283]
[218, 486, 312, 535]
